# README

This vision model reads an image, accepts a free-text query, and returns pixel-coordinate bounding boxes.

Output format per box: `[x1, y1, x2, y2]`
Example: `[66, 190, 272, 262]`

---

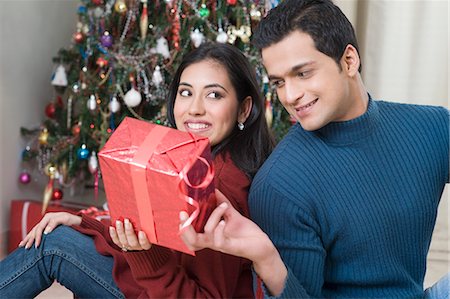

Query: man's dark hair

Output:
[253, 0, 361, 71]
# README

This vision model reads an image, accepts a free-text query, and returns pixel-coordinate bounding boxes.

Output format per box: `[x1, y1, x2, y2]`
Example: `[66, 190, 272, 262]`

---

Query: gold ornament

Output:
[38, 128, 49, 145]
[114, 0, 127, 13]
[44, 163, 57, 178]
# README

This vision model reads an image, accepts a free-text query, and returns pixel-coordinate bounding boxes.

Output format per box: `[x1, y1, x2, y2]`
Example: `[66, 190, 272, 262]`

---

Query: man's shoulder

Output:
[377, 100, 448, 117]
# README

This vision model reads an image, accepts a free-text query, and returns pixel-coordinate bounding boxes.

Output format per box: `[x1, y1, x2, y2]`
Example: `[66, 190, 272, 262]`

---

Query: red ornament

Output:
[92, 0, 103, 5]
[96, 57, 108, 67]
[52, 188, 64, 200]
[227, 0, 237, 5]
[73, 32, 84, 43]
[72, 124, 81, 136]
[45, 103, 56, 119]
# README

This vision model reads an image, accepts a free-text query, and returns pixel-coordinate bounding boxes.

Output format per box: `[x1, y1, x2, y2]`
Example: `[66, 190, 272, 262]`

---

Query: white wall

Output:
[0, 0, 78, 257]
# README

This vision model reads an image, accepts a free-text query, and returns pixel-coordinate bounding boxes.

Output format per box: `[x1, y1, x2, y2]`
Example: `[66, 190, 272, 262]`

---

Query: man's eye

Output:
[179, 89, 191, 97]
[297, 71, 310, 78]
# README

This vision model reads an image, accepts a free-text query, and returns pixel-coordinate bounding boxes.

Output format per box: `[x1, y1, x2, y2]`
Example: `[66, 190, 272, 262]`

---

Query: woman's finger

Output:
[123, 219, 139, 248]
[138, 231, 152, 250]
[115, 220, 129, 248]
[109, 226, 121, 247]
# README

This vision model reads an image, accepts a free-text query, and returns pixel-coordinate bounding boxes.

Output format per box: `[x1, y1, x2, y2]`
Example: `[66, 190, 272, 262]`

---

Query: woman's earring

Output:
[238, 122, 244, 131]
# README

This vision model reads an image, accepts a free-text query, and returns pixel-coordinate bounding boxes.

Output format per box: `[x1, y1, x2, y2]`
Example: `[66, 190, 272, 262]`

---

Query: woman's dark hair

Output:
[167, 42, 274, 178]
[253, 0, 361, 72]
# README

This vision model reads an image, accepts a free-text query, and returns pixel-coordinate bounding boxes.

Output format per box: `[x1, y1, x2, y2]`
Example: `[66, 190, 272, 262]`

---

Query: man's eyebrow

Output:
[268, 61, 315, 81]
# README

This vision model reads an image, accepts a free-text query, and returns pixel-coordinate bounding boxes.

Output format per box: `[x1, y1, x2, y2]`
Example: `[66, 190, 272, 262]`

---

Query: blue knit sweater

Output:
[249, 99, 449, 298]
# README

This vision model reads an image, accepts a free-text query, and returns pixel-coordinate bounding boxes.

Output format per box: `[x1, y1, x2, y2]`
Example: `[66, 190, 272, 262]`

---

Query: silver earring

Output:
[238, 122, 244, 131]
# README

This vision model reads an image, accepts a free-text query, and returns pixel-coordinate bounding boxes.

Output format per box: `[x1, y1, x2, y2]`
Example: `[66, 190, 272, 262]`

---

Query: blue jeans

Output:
[0, 225, 124, 298]
[424, 272, 450, 299]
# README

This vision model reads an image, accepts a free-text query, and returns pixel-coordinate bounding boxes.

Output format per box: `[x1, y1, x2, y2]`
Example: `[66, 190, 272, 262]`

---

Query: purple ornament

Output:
[19, 172, 31, 184]
[100, 32, 113, 48]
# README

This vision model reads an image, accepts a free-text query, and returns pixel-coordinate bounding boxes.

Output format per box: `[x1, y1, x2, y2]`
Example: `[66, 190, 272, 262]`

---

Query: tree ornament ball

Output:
[124, 88, 142, 107]
[52, 188, 64, 200]
[44, 163, 57, 178]
[72, 124, 81, 136]
[19, 172, 31, 184]
[96, 57, 108, 67]
[100, 32, 113, 48]
[199, 4, 210, 18]
[227, 0, 237, 5]
[45, 103, 56, 119]
[73, 32, 84, 43]
[77, 145, 90, 160]
[114, 0, 127, 13]
[92, 0, 103, 5]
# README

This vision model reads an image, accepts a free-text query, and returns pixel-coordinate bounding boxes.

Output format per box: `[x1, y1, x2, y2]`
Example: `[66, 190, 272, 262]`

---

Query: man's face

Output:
[262, 31, 360, 131]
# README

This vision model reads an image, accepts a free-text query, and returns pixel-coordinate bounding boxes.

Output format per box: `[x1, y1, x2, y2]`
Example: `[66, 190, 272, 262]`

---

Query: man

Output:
[180, 0, 449, 297]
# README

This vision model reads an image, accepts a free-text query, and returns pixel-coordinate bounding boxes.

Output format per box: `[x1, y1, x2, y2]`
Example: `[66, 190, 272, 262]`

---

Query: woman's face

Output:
[174, 60, 242, 146]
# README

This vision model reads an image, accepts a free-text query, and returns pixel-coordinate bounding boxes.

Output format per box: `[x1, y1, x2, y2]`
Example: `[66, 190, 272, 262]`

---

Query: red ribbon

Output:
[178, 133, 214, 232]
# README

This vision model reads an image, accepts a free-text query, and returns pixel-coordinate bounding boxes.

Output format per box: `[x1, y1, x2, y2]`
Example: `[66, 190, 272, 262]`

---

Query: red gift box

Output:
[98, 117, 215, 255]
[8, 199, 109, 254]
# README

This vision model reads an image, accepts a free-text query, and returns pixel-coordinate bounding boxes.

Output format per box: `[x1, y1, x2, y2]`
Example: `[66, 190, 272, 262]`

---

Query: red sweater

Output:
[75, 153, 253, 298]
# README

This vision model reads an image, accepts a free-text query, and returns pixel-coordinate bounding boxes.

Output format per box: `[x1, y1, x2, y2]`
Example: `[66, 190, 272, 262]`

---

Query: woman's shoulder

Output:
[213, 152, 251, 216]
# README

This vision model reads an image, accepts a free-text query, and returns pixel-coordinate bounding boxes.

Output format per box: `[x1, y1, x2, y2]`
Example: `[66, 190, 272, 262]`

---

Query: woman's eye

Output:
[179, 89, 191, 97]
[271, 80, 284, 88]
[207, 91, 223, 99]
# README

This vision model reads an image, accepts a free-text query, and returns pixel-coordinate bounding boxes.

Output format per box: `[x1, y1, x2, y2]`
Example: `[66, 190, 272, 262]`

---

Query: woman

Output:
[0, 42, 274, 298]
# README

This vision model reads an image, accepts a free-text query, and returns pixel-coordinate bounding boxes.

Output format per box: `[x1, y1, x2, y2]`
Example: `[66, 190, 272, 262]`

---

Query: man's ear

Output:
[238, 96, 253, 123]
[341, 44, 360, 76]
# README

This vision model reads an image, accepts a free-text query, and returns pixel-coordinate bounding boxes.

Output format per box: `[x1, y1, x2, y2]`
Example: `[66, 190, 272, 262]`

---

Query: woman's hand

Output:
[19, 212, 82, 249]
[179, 189, 288, 296]
[109, 219, 151, 252]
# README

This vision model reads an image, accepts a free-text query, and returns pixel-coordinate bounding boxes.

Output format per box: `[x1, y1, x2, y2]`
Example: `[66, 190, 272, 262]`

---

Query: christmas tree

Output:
[19, 0, 291, 211]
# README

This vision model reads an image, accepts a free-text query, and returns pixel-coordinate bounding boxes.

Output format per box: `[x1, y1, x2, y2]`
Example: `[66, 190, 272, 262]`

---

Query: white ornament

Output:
[124, 88, 142, 107]
[216, 28, 228, 43]
[88, 151, 98, 174]
[94, 7, 104, 18]
[51, 65, 68, 86]
[152, 66, 163, 87]
[87, 94, 97, 111]
[156, 37, 170, 59]
[190, 29, 205, 48]
[108, 96, 121, 113]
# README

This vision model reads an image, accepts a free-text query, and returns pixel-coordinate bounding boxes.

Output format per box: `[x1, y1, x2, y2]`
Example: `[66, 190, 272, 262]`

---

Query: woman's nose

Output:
[188, 96, 205, 115]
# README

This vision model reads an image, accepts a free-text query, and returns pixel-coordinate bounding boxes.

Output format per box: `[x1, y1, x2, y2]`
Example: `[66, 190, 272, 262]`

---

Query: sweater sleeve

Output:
[250, 179, 326, 298]
[120, 154, 254, 298]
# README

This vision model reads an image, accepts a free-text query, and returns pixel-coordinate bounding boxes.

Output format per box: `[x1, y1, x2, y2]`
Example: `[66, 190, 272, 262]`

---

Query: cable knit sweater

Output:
[249, 99, 449, 298]
[75, 152, 253, 298]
